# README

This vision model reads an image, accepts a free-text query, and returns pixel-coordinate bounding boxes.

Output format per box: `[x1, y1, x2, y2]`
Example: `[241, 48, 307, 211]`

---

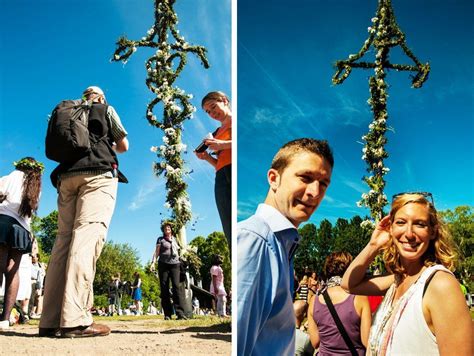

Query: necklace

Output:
[369, 267, 428, 355]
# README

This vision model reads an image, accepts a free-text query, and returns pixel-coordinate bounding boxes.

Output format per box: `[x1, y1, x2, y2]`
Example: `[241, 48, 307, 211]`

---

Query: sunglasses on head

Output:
[392, 191, 434, 205]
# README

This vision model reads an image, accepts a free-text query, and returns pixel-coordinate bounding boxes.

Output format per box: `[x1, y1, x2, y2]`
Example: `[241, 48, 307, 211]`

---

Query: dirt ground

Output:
[0, 318, 232, 355]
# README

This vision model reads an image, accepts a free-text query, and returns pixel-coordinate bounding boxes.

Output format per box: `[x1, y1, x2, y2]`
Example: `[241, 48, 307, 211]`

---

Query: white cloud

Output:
[253, 107, 286, 125]
[343, 179, 366, 194]
[323, 194, 352, 208]
[240, 43, 304, 117]
[128, 178, 164, 211]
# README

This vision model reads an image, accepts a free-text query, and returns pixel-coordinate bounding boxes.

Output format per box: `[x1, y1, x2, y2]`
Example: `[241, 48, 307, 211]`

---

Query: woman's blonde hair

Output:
[383, 193, 457, 275]
[201, 91, 230, 109]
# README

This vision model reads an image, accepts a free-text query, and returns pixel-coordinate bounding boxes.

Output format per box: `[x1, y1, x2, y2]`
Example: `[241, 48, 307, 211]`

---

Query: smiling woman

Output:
[341, 193, 473, 355]
[194, 91, 232, 258]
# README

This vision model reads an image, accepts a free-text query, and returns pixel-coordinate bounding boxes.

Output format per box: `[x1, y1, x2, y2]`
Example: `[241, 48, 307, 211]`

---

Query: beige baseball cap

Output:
[83, 86, 105, 100]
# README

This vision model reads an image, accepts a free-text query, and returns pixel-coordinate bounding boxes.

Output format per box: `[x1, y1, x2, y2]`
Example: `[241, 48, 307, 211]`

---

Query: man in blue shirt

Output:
[237, 138, 333, 356]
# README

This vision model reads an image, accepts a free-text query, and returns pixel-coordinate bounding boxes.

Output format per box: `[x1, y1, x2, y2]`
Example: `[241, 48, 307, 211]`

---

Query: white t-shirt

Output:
[0, 170, 31, 231]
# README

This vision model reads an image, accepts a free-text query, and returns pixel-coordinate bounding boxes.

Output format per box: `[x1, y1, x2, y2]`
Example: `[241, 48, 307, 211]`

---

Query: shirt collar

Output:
[256, 204, 300, 261]
[255, 203, 296, 232]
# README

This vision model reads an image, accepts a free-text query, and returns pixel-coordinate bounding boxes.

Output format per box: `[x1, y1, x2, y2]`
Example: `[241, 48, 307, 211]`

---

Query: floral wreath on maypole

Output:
[112, 0, 209, 236]
[332, 0, 429, 227]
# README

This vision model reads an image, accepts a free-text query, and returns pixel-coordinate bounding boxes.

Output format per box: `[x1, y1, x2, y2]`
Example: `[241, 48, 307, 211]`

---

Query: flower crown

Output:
[13, 158, 45, 174]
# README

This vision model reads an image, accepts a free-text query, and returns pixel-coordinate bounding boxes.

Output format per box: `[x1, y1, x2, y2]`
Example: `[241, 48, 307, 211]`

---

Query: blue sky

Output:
[0, 0, 231, 263]
[237, 0, 474, 223]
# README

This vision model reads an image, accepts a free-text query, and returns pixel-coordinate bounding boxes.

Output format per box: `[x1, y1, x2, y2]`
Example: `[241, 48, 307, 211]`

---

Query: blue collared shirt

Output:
[237, 204, 300, 356]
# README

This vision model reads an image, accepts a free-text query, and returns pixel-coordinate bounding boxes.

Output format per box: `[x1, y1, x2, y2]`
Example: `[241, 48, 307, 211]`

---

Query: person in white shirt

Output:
[0, 157, 43, 331]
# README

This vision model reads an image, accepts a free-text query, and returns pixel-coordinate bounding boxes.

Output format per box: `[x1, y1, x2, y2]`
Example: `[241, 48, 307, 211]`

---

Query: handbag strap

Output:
[322, 288, 358, 356]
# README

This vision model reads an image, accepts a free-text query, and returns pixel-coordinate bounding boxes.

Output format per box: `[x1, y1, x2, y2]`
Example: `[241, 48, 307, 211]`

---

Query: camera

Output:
[194, 132, 213, 153]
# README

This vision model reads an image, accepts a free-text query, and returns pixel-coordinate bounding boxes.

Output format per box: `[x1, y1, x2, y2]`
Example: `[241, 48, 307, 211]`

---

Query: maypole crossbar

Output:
[332, 0, 430, 222]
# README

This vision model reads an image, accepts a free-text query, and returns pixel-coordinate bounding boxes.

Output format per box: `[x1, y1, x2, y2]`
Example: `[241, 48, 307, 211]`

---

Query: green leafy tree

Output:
[140, 269, 162, 311]
[332, 218, 350, 253]
[189, 232, 231, 293]
[294, 223, 318, 276]
[94, 241, 142, 296]
[182, 248, 202, 282]
[333, 216, 372, 260]
[31, 214, 48, 261]
[314, 219, 334, 276]
[34, 210, 58, 256]
[188, 235, 206, 283]
[348, 215, 371, 254]
[440, 206, 474, 290]
[93, 294, 109, 309]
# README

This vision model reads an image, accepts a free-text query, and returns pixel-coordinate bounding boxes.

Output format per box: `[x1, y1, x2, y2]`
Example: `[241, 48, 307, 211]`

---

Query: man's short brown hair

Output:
[271, 138, 334, 174]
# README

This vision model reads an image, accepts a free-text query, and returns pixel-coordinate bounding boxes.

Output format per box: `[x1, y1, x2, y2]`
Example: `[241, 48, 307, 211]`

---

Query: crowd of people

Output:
[0, 87, 231, 338]
[237, 138, 473, 355]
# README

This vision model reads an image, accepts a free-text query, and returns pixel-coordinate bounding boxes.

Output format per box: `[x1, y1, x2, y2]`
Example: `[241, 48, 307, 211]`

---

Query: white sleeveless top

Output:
[368, 265, 451, 356]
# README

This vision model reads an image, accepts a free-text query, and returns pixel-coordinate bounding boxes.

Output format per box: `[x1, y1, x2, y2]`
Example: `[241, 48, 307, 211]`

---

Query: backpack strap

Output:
[321, 288, 358, 356]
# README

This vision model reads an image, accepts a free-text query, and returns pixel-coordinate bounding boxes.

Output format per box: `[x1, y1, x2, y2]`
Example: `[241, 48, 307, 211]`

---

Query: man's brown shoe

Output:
[61, 323, 110, 338]
[39, 327, 61, 337]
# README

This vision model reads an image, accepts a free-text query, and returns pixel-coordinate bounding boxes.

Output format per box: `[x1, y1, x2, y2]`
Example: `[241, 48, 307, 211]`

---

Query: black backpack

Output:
[45, 99, 93, 163]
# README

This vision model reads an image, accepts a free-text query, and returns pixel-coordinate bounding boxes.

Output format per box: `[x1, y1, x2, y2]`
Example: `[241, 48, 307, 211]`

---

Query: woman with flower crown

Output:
[341, 192, 472, 355]
[0, 157, 43, 331]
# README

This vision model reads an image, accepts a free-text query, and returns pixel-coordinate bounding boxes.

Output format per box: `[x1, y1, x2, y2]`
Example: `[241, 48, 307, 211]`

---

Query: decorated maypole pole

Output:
[112, 0, 209, 248]
[332, 0, 429, 223]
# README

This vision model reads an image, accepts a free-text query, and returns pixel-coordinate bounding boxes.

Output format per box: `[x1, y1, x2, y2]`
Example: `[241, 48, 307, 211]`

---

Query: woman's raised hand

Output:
[369, 215, 391, 250]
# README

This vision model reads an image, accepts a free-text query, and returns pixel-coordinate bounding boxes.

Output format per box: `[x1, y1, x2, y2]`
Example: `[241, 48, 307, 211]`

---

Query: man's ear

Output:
[267, 168, 280, 191]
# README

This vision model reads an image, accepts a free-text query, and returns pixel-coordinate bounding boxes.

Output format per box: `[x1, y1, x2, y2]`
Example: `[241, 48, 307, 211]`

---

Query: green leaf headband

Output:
[13, 158, 45, 174]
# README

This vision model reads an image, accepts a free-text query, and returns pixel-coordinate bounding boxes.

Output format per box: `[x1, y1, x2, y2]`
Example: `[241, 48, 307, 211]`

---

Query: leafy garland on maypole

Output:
[332, 0, 429, 224]
[112, 0, 209, 234]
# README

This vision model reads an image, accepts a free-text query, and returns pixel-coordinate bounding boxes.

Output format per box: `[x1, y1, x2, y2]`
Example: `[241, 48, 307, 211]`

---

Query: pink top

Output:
[210, 265, 227, 296]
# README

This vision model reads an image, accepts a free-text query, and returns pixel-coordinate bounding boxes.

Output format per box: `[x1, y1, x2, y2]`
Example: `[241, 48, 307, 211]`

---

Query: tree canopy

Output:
[189, 231, 231, 293]
[440, 206, 474, 290]
[32, 210, 58, 256]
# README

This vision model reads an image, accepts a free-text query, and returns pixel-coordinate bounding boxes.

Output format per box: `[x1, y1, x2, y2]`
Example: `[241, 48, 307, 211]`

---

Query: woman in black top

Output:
[151, 222, 186, 320]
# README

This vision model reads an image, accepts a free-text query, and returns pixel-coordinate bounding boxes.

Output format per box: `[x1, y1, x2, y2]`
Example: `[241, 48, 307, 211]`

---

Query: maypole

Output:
[332, 0, 430, 222]
[112, 0, 209, 247]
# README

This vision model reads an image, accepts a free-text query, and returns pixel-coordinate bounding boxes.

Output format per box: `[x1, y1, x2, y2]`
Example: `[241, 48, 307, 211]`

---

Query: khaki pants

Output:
[39, 174, 117, 328]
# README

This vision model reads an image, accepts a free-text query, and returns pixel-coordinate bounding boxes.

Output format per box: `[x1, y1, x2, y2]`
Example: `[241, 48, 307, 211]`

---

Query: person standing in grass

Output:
[0, 157, 43, 331]
[210, 254, 228, 317]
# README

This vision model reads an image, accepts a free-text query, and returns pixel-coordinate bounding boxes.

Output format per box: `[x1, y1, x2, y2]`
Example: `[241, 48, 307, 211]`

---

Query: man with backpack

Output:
[39, 86, 129, 338]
